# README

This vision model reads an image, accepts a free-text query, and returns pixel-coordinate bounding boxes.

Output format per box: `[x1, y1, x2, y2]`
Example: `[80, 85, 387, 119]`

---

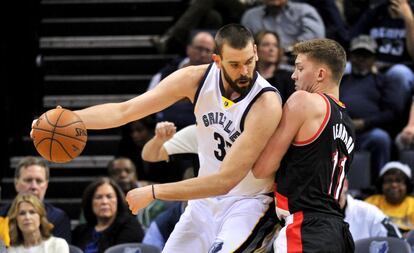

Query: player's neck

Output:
[320, 86, 339, 100]
[311, 82, 338, 99]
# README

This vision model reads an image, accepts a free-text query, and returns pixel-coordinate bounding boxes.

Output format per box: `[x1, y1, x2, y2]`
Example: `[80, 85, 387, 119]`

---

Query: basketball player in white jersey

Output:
[32, 24, 282, 252]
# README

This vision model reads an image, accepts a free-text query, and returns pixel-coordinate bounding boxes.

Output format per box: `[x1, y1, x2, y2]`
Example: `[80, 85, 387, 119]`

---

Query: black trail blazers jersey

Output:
[275, 93, 356, 219]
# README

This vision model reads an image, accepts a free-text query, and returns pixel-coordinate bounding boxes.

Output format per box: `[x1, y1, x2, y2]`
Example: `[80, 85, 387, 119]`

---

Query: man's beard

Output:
[222, 66, 253, 97]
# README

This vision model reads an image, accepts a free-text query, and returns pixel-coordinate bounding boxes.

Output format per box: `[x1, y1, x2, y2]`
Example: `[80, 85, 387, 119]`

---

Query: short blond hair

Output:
[7, 194, 54, 246]
[293, 39, 346, 83]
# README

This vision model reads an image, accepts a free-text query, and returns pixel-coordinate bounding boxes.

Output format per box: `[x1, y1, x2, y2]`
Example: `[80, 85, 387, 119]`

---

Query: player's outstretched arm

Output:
[126, 91, 282, 214]
[72, 65, 206, 130]
[142, 121, 176, 162]
[252, 91, 311, 178]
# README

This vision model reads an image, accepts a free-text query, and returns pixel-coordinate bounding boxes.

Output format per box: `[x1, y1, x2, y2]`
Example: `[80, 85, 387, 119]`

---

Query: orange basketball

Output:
[32, 108, 88, 163]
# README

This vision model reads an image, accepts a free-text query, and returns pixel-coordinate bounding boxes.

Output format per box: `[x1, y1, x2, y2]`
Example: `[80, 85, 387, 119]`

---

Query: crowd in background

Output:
[2, 0, 414, 251]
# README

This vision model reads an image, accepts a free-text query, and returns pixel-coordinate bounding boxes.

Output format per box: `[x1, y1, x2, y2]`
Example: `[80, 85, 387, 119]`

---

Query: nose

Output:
[101, 196, 110, 204]
[291, 71, 296, 80]
[29, 180, 40, 191]
[241, 65, 249, 75]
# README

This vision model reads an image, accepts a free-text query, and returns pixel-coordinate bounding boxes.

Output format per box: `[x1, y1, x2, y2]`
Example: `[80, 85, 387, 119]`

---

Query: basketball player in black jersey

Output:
[253, 39, 355, 252]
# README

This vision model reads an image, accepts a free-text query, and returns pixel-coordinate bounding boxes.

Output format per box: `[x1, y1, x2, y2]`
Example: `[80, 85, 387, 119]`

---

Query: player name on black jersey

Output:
[332, 123, 355, 154]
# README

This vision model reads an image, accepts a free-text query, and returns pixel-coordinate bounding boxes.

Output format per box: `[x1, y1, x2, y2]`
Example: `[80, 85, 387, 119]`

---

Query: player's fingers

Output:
[30, 119, 38, 139]
[155, 122, 169, 137]
[167, 126, 177, 136]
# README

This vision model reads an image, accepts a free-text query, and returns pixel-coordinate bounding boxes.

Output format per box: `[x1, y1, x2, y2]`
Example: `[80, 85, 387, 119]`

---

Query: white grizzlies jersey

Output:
[194, 63, 279, 196]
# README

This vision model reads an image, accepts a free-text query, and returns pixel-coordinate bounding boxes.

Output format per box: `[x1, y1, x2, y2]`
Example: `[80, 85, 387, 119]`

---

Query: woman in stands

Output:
[72, 177, 144, 253]
[7, 193, 69, 253]
[254, 30, 295, 105]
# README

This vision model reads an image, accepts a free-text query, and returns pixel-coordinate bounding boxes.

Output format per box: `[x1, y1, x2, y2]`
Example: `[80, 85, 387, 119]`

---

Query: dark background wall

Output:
[1, 0, 42, 179]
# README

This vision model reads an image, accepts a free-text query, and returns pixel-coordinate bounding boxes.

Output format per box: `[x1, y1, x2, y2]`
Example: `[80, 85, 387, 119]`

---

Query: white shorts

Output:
[162, 194, 277, 253]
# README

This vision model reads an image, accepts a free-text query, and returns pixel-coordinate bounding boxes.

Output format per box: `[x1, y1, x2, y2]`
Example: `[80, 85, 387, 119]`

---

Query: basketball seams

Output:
[49, 109, 66, 161]
[33, 127, 87, 143]
[35, 138, 52, 162]
[54, 120, 84, 128]
[53, 139, 74, 161]
[53, 132, 87, 143]
[33, 108, 87, 163]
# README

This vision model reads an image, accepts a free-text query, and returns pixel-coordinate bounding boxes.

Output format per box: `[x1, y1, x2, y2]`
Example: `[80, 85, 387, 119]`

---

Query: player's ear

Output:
[317, 67, 326, 82]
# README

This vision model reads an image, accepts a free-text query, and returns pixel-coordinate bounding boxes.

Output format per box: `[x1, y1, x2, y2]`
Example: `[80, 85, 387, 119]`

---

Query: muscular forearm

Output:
[154, 173, 238, 201]
[141, 137, 169, 162]
[75, 102, 131, 129]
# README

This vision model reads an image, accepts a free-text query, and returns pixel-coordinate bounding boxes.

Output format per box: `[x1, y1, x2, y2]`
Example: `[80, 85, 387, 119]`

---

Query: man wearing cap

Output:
[340, 35, 404, 181]
[365, 161, 414, 233]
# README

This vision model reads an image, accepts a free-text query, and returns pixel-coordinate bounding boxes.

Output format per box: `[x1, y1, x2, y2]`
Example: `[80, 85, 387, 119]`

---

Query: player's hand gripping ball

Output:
[32, 108, 87, 163]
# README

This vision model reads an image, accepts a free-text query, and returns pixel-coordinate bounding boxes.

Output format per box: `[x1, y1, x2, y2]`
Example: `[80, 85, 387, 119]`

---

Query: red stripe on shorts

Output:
[287, 211, 304, 253]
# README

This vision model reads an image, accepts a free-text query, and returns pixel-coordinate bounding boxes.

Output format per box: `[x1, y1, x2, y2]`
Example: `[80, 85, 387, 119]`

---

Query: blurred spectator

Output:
[340, 178, 402, 241]
[340, 35, 404, 178]
[365, 161, 414, 233]
[151, 0, 253, 54]
[7, 193, 69, 253]
[343, 0, 370, 26]
[143, 201, 187, 251]
[396, 97, 414, 150]
[107, 157, 173, 230]
[0, 157, 71, 245]
[117, 117, 184, 182]
[350, 0, 414, 106]
[148, 31, 215, 130]
[107, 157, 147, 194]
[0, 217, 8, 247]
[241, 0, 325, 52]
[298, 0, 349, 45]
[72, 177, 143, 252]
[254, 30, 295, 105]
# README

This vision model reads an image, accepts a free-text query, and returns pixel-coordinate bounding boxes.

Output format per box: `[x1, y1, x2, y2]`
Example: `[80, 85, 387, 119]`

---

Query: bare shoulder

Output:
[157, 64, 210, 101]
[285, 91, 326, 116]
[179, 64, 210, 91]
[180, 64, 210, 83]
[253, 89, 282, 112]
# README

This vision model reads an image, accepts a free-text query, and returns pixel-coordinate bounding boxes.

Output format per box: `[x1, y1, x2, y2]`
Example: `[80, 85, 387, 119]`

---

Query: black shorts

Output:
[276, 212, 354, 253]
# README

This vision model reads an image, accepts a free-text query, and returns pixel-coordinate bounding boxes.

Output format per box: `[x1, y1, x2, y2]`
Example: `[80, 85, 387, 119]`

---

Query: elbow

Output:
[217, 178, 240, 195]
[141, 150, 148, 161]
[252, 169, 267, 179]
[141, 150, 154, 162]
[252, 162, 279, 179]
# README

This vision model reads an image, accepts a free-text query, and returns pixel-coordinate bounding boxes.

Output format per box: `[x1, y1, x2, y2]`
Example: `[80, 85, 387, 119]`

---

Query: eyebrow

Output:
[227, 56, 255, 64]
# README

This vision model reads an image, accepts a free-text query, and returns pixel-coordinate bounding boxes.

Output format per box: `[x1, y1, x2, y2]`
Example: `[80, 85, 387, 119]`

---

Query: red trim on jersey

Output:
[276, 191, 289, 211]
[287, 212, 304, 253]
[293, 93, 331, 146]
[326, 94, 346, 108]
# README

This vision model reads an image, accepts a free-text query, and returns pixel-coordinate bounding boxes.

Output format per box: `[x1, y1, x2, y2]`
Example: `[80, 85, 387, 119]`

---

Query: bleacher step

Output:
[41, 0, 183, 18]
[40, 35, 153, 49]
[42, 54, 176, 74]
[10, 155, 116, 169]
[44, 74, 151, 95]
[41, 16, 173, 36]
[43, 94, 137, 108]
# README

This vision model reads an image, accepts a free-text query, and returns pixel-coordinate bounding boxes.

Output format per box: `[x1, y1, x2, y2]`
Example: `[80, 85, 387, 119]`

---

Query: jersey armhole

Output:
[293, 93, 331, 146]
